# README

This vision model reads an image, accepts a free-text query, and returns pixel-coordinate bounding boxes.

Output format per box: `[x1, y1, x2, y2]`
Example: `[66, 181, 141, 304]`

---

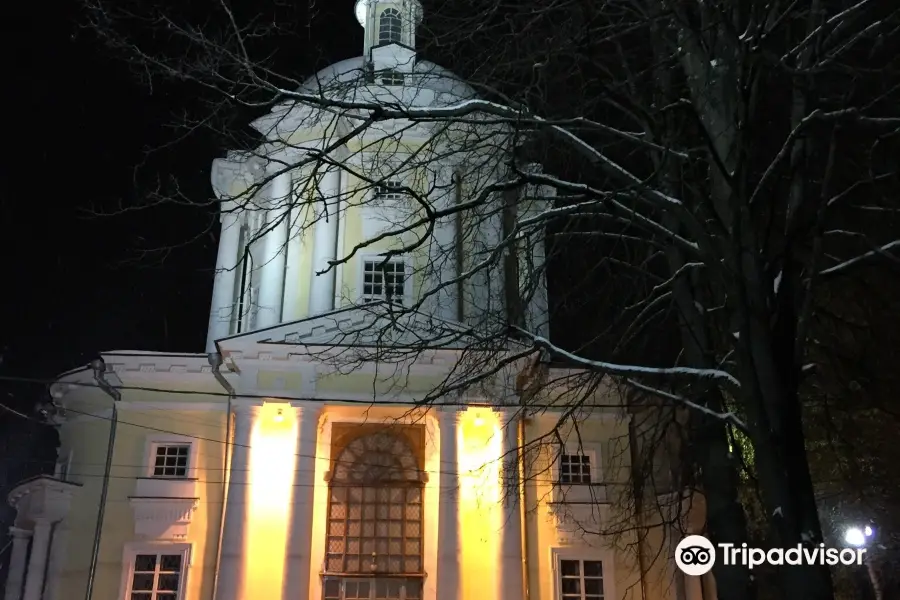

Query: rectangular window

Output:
[559, 453, 591, 484]
[152, 445, 190, 478]
[379, 70, 405, 86]
[374, 180, 404, 200]
[127, 553, 184, 599]
[362, 260, 408, 305]
[559, 559, 604, 600]
[322, 577, 422, 600]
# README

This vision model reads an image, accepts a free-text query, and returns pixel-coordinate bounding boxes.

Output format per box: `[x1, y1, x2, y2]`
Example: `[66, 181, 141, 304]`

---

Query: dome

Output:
[297, 56, 478, 104]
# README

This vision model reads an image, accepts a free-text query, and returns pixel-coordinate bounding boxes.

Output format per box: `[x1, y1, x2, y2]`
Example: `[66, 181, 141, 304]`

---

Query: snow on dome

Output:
[297, 56, 478, 105]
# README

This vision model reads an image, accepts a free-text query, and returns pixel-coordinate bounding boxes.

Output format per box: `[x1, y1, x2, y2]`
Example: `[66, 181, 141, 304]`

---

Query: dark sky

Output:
[1, 1, 360, 384]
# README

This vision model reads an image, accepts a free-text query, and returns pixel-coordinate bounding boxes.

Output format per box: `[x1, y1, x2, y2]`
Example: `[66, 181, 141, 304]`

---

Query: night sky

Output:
[2, 1, 361, 382]
[0, 1, 360, 499]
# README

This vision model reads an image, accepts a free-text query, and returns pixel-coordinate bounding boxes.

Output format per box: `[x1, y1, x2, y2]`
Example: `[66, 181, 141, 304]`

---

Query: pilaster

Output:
[496, 407, 525, 600]
[3, 527, 31, 600]
[21, 520, 51, 600]
[436, 408, 462, 600]
[215, 402, 262, 600]
[282, 402, 323, 600]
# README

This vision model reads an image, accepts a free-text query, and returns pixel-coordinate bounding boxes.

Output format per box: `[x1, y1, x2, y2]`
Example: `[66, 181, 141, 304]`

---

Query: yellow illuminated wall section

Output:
[458, 408, 502, 600]
[244, 403, 298, 598]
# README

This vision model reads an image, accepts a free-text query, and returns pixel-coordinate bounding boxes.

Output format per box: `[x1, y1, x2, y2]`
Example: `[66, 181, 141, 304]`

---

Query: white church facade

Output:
[3, 2, 708, 600]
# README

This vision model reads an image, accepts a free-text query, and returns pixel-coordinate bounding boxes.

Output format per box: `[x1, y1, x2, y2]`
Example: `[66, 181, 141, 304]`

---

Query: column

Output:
[206, 210, 242, 352]
[3, 527, 31, 600]
[43, 521, 69, 600]
[436, 409, 462, 600]
[215, 404, 260, 600]
[308, 168, 340, 315]
[21, 520, 51, 600]
[497, 409, 525, 600]
[257, 170, 291, 328]
[282, 404, 322, 600]
[281, 197, 304, 322]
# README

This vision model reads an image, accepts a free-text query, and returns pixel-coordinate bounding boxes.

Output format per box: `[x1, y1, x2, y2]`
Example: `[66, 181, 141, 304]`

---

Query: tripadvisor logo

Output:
[675, 535, 866, 576]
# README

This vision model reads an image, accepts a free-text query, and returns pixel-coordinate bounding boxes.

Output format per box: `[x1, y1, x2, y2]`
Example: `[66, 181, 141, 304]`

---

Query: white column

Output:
[281, 202, 304, 322]
[308, 168, 340, 315]
[497, 409, 524, 600]
[3, 527, 31, 600]
[215, 404, 260, 600]
[43, 521, 69, 600]
[436, 409, 462, 600]
[257, 171, 291, 328]
[282, 403, 322, 600]
[206, 210, 242, 352]
[21, 520, 51, 600]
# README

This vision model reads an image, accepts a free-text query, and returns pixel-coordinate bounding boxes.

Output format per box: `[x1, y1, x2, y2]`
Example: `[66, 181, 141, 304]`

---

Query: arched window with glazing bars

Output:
[322, 429, 425, 600]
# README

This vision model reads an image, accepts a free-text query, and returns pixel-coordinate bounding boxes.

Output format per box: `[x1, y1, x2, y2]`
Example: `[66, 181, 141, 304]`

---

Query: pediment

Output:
[215, 304, 506, 356]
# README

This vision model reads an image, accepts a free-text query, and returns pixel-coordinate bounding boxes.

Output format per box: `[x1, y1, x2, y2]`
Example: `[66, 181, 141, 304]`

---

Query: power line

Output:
[2, 402, 592, 478]
[0, 373, 625, 411]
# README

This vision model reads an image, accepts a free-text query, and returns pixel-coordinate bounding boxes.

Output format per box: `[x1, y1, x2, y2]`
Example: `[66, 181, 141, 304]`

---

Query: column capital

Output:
[291, 401, 323, 416]
[436, 407, 463, 424]
[232, 401, 264, 416]
[8, 526, 31, 539]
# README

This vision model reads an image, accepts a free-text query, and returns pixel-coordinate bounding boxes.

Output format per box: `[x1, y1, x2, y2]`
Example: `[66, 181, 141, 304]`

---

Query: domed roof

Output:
[297, 56, 478, 105]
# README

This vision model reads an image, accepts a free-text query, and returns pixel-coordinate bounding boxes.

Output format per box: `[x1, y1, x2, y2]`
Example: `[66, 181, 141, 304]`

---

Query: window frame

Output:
[373, 179, 405, 200]
[378, 70, 405, 86]
[359, 255, 412, 306]
[143, 435, 198, 480]
[554, 444, 601, 485]
[322, 576, 424, 600]
[378, 7, 403, 45]
[118, 541, 192, 600]
[550, 548, 615, 600]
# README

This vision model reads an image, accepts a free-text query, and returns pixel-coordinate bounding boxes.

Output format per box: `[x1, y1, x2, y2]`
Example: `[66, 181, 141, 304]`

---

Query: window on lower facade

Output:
[559, 453, 591, 484]
[324, 430, 425, 599]
[559, 559, 604, 600]
[322, 577, 422, 600]
[152, 444, 190, 478]
[362, 260, 408, 305]
[127, 553, 184, 599]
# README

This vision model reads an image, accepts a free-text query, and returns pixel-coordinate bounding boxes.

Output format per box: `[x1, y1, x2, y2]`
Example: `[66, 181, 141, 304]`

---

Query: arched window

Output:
[378, 8, 402, 45]
[323, 430, 424, 600]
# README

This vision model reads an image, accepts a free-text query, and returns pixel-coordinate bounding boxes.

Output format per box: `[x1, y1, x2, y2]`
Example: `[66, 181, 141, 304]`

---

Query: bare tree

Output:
[81, 0, 900, 599]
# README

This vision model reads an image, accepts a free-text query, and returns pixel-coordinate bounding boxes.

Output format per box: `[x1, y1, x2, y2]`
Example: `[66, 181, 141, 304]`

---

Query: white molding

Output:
[118, 541, 193, 600]
[129, 497, 199, 540]
[119, 402, 228, 412]
[549, 546, 616, 600]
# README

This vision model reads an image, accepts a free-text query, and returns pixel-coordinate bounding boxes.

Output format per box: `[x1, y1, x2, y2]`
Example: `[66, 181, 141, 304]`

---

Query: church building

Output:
[3, 2, 709, 600]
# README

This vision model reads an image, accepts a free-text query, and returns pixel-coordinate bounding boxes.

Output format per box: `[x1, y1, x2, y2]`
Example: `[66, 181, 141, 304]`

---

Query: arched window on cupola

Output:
[323, 428, 425, 600]
[378, 8, 402, 45]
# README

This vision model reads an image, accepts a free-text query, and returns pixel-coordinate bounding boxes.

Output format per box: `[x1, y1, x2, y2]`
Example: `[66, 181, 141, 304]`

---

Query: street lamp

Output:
[843, 524, 882, 600]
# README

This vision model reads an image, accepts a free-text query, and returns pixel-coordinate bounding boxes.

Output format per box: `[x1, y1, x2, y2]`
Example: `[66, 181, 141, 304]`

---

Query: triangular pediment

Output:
[215, 304, 505, 355]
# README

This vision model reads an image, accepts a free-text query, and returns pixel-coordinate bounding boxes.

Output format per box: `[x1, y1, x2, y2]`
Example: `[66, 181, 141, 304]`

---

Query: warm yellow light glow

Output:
[458, 408, 502, 600]
[245, 403, 297, 599]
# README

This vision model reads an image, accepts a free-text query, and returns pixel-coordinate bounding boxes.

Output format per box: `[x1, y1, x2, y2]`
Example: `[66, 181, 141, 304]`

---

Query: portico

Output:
[4, 476, 80, 600]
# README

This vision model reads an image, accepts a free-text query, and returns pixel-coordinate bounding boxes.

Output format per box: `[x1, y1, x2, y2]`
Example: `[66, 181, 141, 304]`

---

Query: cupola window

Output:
[378, 8, 402, 44]
[380, 70, 405, 86]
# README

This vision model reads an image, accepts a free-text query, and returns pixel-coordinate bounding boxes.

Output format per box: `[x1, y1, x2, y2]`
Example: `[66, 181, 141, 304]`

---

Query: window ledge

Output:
[548, 501, 611, 544]
[551, 482, 608, 504]
[128, 496, 198, 539]
[135, 477, 198, 499]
